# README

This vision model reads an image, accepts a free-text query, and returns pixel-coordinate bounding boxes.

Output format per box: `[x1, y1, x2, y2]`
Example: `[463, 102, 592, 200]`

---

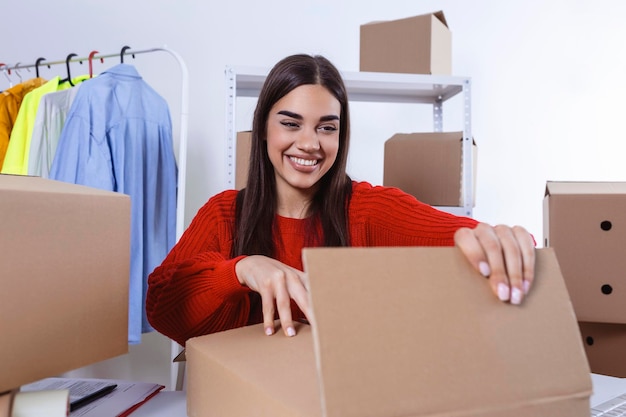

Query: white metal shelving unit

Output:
[225, 66, 473, 217]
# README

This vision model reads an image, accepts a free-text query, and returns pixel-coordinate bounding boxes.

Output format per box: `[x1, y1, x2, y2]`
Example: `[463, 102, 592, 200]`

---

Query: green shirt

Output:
[1, 75, 88, 175]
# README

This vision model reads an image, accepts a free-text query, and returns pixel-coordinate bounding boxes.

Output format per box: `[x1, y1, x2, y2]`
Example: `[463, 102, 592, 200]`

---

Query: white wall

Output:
[6, 0, 626, 241]
[5, 0, 626, 386]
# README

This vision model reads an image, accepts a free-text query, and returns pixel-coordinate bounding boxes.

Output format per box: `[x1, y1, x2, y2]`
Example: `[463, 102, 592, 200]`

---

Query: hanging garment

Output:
[28, 83, 82, 177]
[1, 75, 88, 175]
[49, 63, 178, 344]
[0, 77, 47, 169]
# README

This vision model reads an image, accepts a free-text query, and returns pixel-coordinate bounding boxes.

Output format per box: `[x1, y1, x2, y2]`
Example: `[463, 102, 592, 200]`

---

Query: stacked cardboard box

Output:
[544, 181, 626, 377]
[360, 10, 452, 75]
[235, 131, 252, 190]
[0, 174, 131, 393]
[383, 132, 476, 207]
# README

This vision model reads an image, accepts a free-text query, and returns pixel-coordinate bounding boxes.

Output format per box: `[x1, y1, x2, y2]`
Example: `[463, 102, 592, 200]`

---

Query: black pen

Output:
[69, 384, 117, 411]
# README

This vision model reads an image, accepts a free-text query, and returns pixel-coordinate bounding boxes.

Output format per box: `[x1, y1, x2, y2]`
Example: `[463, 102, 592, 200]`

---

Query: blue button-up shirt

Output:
[50, 63, 178, 344]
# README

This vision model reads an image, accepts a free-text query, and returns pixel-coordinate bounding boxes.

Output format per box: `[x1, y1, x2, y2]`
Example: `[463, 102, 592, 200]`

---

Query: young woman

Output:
[146, 54, 535, 347]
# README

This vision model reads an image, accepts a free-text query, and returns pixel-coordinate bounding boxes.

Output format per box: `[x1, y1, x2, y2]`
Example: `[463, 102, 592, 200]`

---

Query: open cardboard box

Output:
[360, 10, 452, 75]
[0, 175, 130, 393]
[187, 247, 592, 417]
[543, 181, 626, 323]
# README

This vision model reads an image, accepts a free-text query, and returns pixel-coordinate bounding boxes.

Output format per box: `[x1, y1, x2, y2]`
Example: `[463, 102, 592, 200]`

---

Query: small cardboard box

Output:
[0, 175, 130, 393]
[235, 131, 252, 190]
[383, 132, 476, 207]
[187, 247, 592, 417]
[579, 322, 626, 378]
[360, 11, 452, 75]
[543, 181, 626, 323]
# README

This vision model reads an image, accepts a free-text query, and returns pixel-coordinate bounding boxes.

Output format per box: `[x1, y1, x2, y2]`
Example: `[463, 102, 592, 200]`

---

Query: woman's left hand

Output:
[454, 222, 536, 305]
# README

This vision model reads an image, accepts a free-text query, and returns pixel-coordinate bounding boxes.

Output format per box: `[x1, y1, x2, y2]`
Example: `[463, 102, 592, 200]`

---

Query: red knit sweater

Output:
[146, 181, 478, 346]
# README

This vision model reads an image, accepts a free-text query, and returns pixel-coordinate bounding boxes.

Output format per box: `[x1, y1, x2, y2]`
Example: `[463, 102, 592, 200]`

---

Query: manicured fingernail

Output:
[497, 283, 510, 302]
[287, 327, 296, 337]
[265, 327, 273, 336]
[479, 261, 491, 277]
[511, 287, 522, 305]
[523, 280, 530, 295]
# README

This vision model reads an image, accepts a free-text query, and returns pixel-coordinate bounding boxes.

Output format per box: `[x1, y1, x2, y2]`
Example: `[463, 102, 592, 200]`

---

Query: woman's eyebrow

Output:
[319, 115, 339, 122]
[277, 110, 339, 122]
[277, 110, 302, 119]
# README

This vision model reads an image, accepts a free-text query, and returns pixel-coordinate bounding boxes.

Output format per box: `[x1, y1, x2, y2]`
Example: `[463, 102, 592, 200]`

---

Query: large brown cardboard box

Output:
[0, 175, 130, 393]
[543, 181, 626, 323]
[187, 247, 592, 417]
[360, 11, 452, 75]
[579, 322, 626, 378]
[383, 131, 476, 207]
[235, 130, 252, 190]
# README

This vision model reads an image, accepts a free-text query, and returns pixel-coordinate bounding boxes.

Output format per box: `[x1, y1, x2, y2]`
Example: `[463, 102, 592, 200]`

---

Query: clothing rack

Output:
[1, 46, 189, 391]
[2, 46, 188, 243]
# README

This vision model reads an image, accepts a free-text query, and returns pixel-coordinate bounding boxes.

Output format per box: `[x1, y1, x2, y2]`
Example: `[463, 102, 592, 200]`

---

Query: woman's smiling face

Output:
[265, 84, 341, 197]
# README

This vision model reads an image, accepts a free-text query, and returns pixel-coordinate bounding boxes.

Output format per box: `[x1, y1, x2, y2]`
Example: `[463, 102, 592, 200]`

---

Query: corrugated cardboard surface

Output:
[360, 11, 452, 75]
[187, 322, 319, 417]
[236, 131, 252, 190]
[579, 322, 626, 378]
[383, 132, 476, 206]
[0, 175, 130, 393]
[543, 181, 626, 323]
[187, 247, 591, 417]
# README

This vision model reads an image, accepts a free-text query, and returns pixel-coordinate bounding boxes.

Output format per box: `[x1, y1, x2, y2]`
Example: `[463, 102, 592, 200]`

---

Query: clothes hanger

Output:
[35, 57, 46, 78]
[13, 62, 23, 82]
[0, 64, 12, 88]
[88, 50, 101, 78]
[120, 45, 133, 63]
[62, 53, 78, 86]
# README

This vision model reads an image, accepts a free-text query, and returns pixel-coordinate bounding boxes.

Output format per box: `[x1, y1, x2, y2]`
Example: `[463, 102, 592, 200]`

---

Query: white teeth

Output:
[290, 156, 318, 166]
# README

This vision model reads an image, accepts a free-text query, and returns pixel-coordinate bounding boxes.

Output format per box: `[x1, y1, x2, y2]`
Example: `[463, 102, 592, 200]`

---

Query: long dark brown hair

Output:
[231, 54, 352, 257]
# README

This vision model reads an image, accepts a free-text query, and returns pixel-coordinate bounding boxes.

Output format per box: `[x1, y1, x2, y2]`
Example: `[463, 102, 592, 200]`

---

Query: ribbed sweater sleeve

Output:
[146, 190, 250, 346]
[348, 182, 478, 247]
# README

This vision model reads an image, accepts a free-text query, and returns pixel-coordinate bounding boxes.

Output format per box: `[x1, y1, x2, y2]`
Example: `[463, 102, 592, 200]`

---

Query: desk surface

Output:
[128, 374, 626, 416]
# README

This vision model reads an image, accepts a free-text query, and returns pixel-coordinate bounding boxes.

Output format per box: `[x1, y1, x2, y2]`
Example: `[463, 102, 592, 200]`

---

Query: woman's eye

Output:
[280, 121, 299, 128]
[319, 125, 338, 133]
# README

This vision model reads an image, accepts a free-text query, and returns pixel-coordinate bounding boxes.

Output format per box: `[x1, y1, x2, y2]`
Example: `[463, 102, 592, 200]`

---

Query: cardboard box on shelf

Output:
[383, 131, 476, 207]
[579, 322, 626, 378]
[187, 247, 592, 417]
[235, 131, 252, 190]
[543, 181, 626, 324]
[360, 11, 452, 75]
[0, 174, 130, 393]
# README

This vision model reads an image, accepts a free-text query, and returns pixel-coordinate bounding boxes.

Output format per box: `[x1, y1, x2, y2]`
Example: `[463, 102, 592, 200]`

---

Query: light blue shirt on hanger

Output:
[50, 63, 178, 344]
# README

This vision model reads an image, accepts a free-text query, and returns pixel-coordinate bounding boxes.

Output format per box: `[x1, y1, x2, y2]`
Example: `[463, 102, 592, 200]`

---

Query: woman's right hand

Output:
[235, 255, 311, 337]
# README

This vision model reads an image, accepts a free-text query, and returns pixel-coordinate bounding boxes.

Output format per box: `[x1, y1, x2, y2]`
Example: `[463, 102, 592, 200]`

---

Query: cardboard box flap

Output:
[302, 247, 592, 417]
[433, 10, 448, 27]
[362, 10, 448, 28]
[545, 180, 626, 196]
[0, 173, 121, 196]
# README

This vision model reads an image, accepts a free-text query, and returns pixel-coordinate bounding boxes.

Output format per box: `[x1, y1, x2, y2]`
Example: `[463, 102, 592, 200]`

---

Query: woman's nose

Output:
[296, 130, 320, 151]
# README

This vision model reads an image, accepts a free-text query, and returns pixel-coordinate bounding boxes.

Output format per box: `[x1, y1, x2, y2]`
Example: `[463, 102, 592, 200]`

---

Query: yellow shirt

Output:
[1, 75, 88, 175]
[0, 77, 47, 170]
